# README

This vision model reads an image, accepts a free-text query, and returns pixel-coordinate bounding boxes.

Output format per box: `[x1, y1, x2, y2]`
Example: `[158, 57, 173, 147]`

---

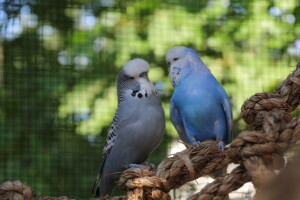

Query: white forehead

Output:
[123, 58, 150, 77]
[166, 46, 187, 60]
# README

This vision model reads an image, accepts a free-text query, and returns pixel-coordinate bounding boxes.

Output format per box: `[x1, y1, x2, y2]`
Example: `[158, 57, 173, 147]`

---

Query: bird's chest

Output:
[124, 98, 164, 151]
[126, 96, 164, 126]
[173, 84, 202, 103]
[173, 85, 216, 119]
[141, 102, 164, 129]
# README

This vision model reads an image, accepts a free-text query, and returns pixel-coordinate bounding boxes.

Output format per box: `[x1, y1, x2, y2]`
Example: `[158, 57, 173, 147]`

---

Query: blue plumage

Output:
[166, 46, 232, 150]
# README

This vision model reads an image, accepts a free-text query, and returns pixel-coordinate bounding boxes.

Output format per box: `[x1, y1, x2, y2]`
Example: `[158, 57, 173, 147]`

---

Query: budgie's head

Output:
[165, 46, 199, 67]
[117, 58, 156, 101]
[166, 46, 204, 87]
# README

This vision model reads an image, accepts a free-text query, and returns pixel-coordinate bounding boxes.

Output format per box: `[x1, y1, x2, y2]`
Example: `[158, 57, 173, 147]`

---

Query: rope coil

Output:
[118, 168, 171, 200]
[0, 180, 35, 200]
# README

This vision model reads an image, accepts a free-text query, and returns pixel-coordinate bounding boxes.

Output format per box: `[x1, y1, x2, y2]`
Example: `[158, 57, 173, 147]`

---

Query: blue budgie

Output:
[166, 46, 232, 151]
[93, 58, 165, 197]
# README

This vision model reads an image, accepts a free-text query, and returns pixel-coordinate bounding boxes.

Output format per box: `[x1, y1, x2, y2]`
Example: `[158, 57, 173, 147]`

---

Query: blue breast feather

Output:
[171, 73, 231, 144]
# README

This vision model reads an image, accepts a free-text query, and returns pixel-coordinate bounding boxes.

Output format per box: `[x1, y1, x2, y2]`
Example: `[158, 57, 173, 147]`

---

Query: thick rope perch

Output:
[241, 62, 300, 129]
[0, 180, 72, 200]
[118, 168, 170, 200]
[187, 166, 251, 200]
[156, 140, 231, 189]
[1, 62, 300, 200]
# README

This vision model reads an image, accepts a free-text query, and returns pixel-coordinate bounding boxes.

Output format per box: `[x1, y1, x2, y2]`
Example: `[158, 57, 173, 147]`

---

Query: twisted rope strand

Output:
[187, 166, 251, 200]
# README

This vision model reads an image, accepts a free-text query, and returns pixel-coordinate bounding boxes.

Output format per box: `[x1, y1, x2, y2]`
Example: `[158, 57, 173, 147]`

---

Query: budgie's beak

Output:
[136, 77, 157, 96]
[132, 84, 141, 92]
[169, 67, 181, 87]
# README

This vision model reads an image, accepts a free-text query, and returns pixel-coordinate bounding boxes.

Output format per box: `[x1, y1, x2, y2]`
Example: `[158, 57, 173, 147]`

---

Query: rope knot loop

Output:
[119, 168, 171, 200]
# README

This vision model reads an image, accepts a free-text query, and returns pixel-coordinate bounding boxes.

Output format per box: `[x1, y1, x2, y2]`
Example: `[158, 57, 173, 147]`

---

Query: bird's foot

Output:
[143, 162, 156, 169]
[195, 141, 201, 148]
[127, 162, 155, 170]
[189, 136, 200, 147]
[217, 141, 225, 152]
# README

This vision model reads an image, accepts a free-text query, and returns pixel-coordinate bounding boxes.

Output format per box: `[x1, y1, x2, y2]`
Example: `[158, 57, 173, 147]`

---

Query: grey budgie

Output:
[93, 58, 165, 197]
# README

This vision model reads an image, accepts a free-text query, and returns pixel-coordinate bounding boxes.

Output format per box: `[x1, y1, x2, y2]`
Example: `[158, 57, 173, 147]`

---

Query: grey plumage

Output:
[93, 58, 165, 197]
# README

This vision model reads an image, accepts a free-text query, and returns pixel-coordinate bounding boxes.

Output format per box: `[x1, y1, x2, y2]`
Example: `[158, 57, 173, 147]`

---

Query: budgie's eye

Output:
[173, 58, 179, 61]
[139, 72, 147, 78]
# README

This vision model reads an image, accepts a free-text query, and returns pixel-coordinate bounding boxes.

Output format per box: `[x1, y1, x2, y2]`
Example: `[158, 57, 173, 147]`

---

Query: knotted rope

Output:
[0, 180, 127, 200]
[118, 168, 170, 200]
[0, 180, 35, 200]
[0, 180, 72, 200]
[241, 62, 300, 129]
[1, 62, 300, 200]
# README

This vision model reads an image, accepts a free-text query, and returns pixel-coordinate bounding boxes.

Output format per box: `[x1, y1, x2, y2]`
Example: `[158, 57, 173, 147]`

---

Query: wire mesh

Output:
[0, 0, 299, 199]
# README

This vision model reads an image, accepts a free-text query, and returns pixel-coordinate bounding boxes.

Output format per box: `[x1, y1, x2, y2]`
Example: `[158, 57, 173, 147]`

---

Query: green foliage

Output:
[0, 0, 299, 198]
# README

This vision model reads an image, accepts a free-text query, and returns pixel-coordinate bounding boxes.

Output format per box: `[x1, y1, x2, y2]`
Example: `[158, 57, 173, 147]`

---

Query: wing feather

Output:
[221, 96, 233, 142]
[102, 112, 119, 159]
[170, 99, 191, 144]
[93, 109, 121, 196]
